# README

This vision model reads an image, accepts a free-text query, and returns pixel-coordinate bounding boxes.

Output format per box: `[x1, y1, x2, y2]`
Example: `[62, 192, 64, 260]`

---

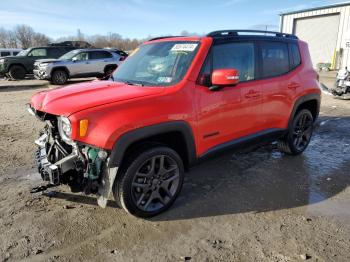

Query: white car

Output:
[34, 49, 128, 84]
[0, 48, 22, 57]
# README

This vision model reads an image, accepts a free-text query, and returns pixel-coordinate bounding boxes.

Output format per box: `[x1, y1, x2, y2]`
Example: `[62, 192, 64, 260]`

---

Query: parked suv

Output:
[33, 49, 127, 85]
[28, 30, 320, 218]
[0, 48, 22, 57]
[0, 41, 90, 79]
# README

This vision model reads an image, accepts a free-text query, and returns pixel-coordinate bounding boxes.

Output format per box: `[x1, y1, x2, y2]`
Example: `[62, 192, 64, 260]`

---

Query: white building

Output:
[280, 1, 350, 70]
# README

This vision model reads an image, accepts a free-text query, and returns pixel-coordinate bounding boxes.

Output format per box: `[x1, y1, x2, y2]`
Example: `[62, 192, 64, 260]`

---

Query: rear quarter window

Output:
[290, 43, 301, 69]
[260, 42, 289, 78]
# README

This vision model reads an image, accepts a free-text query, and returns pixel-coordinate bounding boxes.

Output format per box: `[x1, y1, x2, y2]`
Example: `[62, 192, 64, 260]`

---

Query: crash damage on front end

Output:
[27, 104, 117, 208]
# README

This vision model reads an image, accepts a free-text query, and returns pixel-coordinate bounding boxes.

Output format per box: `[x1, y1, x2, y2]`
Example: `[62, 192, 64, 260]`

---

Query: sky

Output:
[0, 0, 346, 40]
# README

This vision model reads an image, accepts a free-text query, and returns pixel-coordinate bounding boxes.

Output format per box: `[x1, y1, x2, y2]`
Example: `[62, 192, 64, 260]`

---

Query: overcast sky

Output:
[0, 0, 345, 39]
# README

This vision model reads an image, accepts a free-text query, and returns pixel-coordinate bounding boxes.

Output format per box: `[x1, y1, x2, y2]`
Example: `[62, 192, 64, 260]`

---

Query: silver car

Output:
[33, 49, 127, 84]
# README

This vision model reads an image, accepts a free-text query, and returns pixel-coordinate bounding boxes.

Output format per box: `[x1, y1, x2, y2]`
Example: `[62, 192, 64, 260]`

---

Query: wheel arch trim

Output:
[108, 121, 197, 168]
[51, 66, 70, 77]
[289, 93, 320, 127]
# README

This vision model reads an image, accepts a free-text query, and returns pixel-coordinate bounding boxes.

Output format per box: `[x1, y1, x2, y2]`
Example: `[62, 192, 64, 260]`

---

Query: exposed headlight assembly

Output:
[39, 63, 49, 68]
[57, 116, 72, 143]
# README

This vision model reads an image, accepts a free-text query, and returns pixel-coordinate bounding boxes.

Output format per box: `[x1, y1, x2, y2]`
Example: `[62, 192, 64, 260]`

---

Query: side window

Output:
[1, 52, 11, 56]
[74, 52, 89, 61]
[13, 52, 19, 56]
[90, 51, 113, 59]
[28, 48, 47, 57]
[260, 42, 289, 78]
[290, 43, 301, 69]
[213, 42, 255, 82]
[48, 48, 62, 58]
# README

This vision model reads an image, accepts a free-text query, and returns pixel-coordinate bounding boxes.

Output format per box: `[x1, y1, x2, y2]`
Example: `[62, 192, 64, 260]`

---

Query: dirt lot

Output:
[0, 75, 350, 262]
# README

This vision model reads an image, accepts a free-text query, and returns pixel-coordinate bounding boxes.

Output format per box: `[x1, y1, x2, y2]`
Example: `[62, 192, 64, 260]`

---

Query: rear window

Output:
[48, 48, 63, 58]
[290, 43, 301, 69]
[0, 52, 11, 57]
[261, 42, 289, 78]
[90, 51, 112, 59]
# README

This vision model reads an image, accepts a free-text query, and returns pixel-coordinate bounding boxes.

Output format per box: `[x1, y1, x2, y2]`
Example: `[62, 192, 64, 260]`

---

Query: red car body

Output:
[31, 36, 319, 157]
[29, 30, 321, 217]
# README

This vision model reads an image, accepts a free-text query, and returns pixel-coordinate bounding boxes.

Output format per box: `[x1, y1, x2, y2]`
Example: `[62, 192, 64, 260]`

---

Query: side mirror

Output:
[210, 69, 240, 91]
[72, 57, 78, 62]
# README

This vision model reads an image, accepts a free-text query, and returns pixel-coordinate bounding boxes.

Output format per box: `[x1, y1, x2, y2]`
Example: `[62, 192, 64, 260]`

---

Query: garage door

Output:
[294, 13, 340, 67]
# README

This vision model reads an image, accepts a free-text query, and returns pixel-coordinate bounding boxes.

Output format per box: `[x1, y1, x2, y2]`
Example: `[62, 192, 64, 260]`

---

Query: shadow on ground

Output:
[43, 116, 350, 220]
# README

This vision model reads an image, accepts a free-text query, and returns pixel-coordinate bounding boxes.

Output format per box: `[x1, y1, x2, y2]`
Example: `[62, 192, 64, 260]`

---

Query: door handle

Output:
[287, 82, 300, 89]
[245, 90, 260, 98]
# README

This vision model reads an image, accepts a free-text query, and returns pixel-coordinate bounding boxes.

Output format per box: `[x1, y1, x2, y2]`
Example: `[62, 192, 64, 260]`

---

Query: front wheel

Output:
[113, 146, 184, 218]
[8, 65, 26, 80]
[51, 69, 68, 85]
[278, 109, 314, 155]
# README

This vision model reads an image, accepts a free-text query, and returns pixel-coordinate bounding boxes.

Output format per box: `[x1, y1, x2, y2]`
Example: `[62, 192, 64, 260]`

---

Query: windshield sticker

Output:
[157, 77, 173, 83]
[171, 43, 198, 52]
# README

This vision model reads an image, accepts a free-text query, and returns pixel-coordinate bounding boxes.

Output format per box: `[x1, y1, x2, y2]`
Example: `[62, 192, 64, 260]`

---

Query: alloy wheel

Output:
[131, 155, 180, 212]
[292, 112, 313, 151]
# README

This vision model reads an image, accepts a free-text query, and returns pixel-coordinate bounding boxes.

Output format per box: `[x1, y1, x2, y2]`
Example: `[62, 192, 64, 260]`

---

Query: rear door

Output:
[259, 41, 301, 129]
[89, 51, 114, 73]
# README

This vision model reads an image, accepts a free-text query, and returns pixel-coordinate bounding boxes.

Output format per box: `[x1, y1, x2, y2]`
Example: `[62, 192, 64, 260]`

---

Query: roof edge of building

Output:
[280, 1, 350, 16]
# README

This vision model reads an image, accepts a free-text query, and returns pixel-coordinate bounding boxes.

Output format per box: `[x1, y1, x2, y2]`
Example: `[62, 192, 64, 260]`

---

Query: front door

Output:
[69, 52, 91, 76]
[195, 41, 262, 155]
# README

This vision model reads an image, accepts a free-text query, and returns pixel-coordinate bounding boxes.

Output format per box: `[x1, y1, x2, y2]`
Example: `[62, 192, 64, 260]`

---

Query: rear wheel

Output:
[278, 109, 314, 155]
[8, 65, 26, 80]
[113, 146, 184, 218]
[51, 69, 68, 85]
[98, 65, 117, 80]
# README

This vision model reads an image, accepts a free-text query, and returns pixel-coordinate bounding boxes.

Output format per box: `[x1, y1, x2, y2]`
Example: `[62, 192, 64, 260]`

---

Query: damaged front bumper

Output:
[35, 133, 79, 185]
[34, 126, 118, 208]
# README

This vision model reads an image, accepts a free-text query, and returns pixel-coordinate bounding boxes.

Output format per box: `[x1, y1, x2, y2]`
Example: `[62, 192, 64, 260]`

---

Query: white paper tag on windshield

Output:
[171, 43, 198, 52]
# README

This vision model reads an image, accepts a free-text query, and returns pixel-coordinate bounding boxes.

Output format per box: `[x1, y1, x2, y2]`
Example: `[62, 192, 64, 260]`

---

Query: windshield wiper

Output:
[124, 81, 144, 87]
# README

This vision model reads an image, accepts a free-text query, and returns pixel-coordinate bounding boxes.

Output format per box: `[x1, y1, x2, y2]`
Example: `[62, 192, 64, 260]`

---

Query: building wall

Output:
[280, 4, 350, 69]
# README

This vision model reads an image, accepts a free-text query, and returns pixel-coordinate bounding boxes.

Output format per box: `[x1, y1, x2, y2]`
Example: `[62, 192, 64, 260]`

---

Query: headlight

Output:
[0, 59, 4, 64]
[39, 63, 49, 68]
[57, 116, 72, 143]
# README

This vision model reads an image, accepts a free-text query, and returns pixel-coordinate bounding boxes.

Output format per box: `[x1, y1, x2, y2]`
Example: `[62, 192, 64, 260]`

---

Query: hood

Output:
[31, 80, 164, 116]
[35, 58, 61, 64]
[1, 56, 19, 60]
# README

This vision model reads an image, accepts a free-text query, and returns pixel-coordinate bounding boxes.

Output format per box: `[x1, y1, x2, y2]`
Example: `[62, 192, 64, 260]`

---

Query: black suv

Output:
[0, 41, 91, 80]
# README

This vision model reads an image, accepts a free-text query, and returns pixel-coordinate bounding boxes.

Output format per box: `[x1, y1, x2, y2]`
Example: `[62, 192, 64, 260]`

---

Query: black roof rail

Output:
[207, 30, 298, 39]
[148, 36, 184, 41]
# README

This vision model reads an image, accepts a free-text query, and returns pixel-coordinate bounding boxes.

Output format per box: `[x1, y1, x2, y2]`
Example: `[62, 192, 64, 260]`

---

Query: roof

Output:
[280, 1, 350, 15]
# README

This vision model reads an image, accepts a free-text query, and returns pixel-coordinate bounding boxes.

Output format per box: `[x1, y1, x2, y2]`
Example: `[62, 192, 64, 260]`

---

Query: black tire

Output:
[8, 65, 26, 80]
[105, 65, 117, 76]
[278, 109, 314, 155]
[51, 69, 68, 85]
[98, 65, 117, 80]
[113, 146, 184, 218]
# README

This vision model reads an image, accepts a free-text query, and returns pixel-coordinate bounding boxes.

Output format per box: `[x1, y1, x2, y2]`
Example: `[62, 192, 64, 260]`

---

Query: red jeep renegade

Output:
[28, 30, 320, 217]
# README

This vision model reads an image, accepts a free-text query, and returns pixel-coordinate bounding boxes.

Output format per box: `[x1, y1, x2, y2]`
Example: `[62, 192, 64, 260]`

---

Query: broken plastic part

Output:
[97, 166, 118, 208]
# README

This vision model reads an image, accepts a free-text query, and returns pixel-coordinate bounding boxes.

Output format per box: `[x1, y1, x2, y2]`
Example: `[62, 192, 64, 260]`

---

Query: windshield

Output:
[59, 49, 81, 60]
[16, 48, 30, 56]
[113, 41, 200, 86]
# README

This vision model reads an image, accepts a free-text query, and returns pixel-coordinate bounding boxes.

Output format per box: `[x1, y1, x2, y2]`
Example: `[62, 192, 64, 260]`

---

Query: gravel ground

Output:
[0, 75, 350, 262]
